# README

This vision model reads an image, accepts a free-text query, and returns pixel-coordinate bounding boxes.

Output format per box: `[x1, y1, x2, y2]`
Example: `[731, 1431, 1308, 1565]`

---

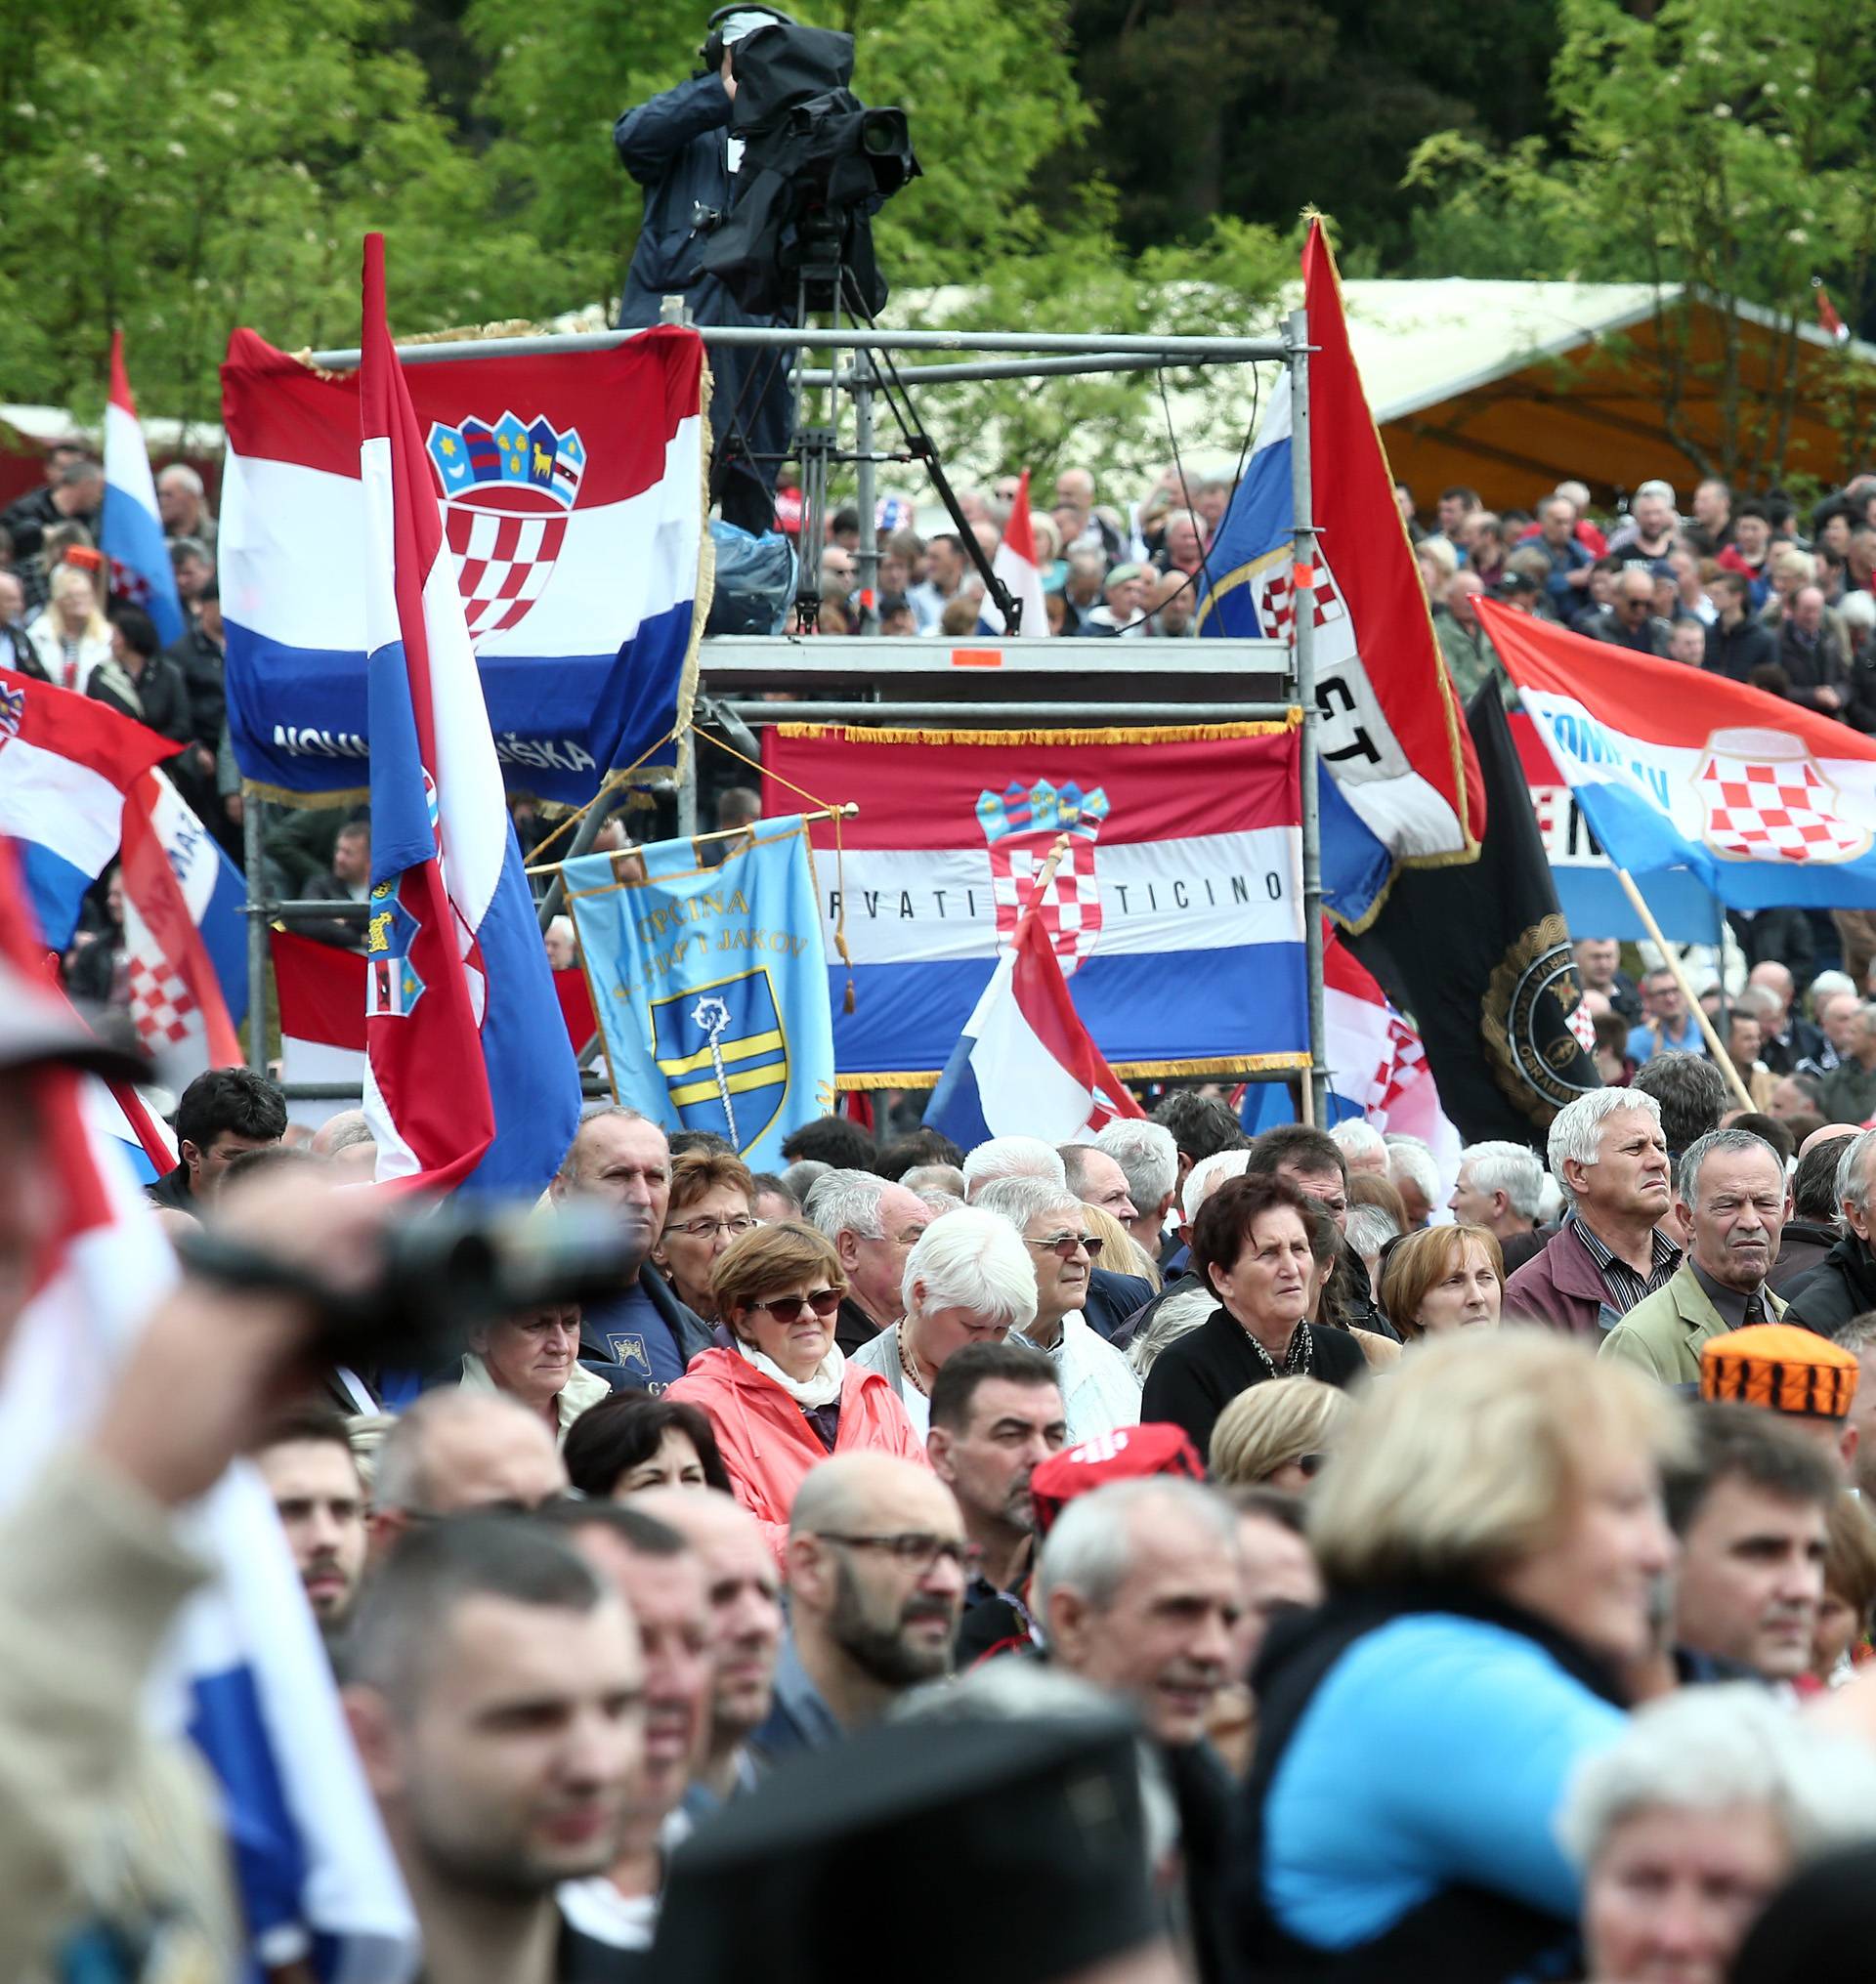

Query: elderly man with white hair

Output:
[1449, 1140, 1546, 1274]
[1561, 1684, 1876, 1984]
[1385, 1135, 1441, 1229]
[960, 1135, 1066, 1197]
[803, 1167, 932, 1355]
[849, 1207, 1038, 1436]
[1505, 1087, 1680, 1334]
[973, 1176, 1142, 1442]
[1093, 1119, 1180, 1255]
[1329, 1120, 1388, 1178]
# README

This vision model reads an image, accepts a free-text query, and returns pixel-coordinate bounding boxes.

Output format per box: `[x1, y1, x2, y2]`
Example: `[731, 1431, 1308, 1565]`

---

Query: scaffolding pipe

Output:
[1287, 307, 1328, 1125]
[243, 792, 269, 1076]
[307, 325, 1291, 369]
[794, 349, 1253, 390]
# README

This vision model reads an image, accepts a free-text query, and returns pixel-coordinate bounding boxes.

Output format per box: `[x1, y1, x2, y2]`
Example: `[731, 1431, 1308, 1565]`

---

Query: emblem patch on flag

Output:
[651, 967, 789, 1151]
[425, 411, 586, 642]
[365, 878, 426, 1018]
[0, 680, 23, 743]
[1695, 728, 1871, 865]
[977, 776, 1111, 975]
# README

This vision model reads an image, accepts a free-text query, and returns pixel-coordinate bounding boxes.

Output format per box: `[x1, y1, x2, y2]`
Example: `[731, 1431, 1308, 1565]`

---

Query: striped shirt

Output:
[1566, 1210, 1681, 1318]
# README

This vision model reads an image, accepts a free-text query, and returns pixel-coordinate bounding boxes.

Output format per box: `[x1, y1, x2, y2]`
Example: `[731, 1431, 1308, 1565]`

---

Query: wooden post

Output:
[1612, 867, 1755, 1113]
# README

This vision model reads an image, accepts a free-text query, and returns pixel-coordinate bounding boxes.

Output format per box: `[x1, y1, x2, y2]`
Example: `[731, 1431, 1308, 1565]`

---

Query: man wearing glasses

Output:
[974, 1177, 1144, 1445]
[367, 1391, 572, 1559]
[754, 1452, 969, 1756]
[803, 1169, 933, 1355]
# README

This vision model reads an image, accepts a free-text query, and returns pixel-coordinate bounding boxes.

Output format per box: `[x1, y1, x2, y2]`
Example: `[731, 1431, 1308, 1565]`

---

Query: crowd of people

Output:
[1410, 471, 1876, 717]
[22, 997, 1876, 1981]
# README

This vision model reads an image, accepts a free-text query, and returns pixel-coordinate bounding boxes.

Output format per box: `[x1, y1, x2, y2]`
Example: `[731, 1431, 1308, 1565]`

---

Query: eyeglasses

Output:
[746, 1286, 843, 1321]
[1027, 1232, 1103, 1260]
[815, 1531, 979, 1573]
[664, 1214, 756, 1242]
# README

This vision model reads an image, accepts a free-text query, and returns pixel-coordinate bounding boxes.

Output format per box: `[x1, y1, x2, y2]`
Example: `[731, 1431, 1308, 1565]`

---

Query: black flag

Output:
[1350, 687, 1601, 1148]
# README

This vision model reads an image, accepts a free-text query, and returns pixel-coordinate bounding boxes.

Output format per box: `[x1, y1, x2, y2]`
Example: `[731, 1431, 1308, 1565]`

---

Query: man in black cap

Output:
[753, 1451, 968, 1755]
[653, 1707, 1181, 1984]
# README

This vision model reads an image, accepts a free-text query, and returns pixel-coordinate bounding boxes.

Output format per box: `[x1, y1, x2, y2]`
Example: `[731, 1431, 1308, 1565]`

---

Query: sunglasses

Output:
[746, 1287, 842, 1321]
[1027, 1232, 1103, 1260]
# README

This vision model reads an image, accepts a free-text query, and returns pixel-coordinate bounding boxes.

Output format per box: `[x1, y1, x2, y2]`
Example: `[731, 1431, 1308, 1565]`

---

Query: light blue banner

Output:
[565, 816, 834, 1167]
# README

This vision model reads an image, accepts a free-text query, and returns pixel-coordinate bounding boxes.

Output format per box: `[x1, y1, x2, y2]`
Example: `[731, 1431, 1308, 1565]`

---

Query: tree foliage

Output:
[1401, 0, 1876, 481]
[0, 0, 517, 426]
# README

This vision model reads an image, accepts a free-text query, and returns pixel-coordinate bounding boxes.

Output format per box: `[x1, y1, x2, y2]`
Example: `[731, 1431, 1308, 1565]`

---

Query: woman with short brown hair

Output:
[667, 1221, 926, 1554]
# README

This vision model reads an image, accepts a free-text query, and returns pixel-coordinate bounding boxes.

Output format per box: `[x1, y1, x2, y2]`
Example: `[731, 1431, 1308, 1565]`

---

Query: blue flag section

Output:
[566, 817, 835, 1167]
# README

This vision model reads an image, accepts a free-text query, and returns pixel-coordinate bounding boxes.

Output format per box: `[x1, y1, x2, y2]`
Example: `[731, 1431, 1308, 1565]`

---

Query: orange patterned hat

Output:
[1700, 1324, 1858, 1420]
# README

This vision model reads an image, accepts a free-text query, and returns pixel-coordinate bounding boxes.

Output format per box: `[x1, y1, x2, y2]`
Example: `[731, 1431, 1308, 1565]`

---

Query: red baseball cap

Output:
[1029, 1423, 1205, 1537]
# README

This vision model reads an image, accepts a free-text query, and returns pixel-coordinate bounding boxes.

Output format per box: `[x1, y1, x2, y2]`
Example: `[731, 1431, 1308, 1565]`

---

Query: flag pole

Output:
[1015, 833, 1073, 930]
[1612, 867, 1755, 1113]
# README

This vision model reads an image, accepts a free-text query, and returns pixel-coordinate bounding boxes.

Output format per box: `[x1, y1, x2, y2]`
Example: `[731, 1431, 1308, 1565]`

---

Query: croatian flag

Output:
[1241, 929, 1461, 1192]
[120, 767, 247, 1075]
[0, 665, 179, 948]
[928, 906, 1145, 1146]
[764, 722, 1310, 1081]
[274, 925, 596, 1131]
[1198, 219, 1484, 928]
[976, 468, 1050, 637]
[102, 331, 186, 648]
[93, 1074, 178, 1184]
[359, 233, 581, 1194]
[0, 844, 416, 1979]
[220, 317, 706, 804]
[1481, 599, 1876, 910]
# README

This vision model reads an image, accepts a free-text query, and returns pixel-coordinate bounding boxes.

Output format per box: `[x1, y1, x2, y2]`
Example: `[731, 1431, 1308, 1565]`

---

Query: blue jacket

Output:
[1239, 1591, 1625, 1982]
[615, 74, 745, 327]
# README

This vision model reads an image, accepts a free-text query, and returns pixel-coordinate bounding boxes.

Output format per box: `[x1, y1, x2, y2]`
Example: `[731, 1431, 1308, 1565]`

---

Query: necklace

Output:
[897, 1327, 930, 1395]
[1243, 1318, 1312, 1380]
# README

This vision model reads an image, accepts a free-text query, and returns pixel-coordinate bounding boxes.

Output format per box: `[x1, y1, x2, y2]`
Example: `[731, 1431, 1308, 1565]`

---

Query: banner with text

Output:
[565, 817, 833, 1165]
[761, 724, 1309, 1083]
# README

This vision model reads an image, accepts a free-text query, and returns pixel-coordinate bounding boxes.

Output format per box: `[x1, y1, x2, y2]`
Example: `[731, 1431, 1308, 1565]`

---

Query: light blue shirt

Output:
[1262, 1614, 1625, 1949]
[1627, 1014, 1703, 1063]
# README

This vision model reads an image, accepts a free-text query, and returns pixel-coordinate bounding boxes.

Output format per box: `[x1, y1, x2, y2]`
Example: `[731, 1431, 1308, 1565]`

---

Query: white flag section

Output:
[975, 468, 1051, 638]
[0, 1084, 417, 1978]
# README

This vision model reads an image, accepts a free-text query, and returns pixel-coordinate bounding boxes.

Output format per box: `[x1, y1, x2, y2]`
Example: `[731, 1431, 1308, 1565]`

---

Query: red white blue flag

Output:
[928, 904, 1144, 1145]
[1197, 218, 1484, 927]
[763, 721, 1309, 1083]
[358, 233, 580, 1194]
[976, 467, 1050, 637]
[1483, 598, 1876, 910]
[102, 331, 186, 648]
[221, 317, 706, 804]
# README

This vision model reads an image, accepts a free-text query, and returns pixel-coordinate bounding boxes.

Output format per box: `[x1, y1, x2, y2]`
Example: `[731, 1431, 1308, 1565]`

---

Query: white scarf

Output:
[735, 1334, 847, 1409]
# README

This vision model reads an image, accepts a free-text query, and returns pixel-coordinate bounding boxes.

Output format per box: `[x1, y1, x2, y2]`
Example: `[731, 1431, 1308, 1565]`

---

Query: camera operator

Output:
[0, 990, 388, 1978]
[615, 6, 796, 536]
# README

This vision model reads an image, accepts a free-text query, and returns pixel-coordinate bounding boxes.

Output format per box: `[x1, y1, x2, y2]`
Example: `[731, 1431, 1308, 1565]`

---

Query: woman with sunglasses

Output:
[650, 1148, 758, 1322]
[1208, 1374, 1352, 1490]
[667, 1220, 927, 1559]
[1139, 1175, 1367, 1461]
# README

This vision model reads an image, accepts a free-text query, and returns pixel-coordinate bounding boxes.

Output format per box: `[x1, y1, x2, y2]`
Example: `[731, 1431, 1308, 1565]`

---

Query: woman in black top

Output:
[1139, 1173, 1366, 1461]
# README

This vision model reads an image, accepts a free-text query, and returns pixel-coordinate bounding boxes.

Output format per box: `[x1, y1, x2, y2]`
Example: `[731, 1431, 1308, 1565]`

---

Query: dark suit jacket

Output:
[1083, 1265, 1155, 1340]
[1139, 1307, 1366, 1459]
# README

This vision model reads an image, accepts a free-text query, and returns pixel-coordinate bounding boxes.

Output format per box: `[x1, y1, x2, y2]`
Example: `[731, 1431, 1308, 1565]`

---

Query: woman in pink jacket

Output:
[668, 1221, 927, 1555]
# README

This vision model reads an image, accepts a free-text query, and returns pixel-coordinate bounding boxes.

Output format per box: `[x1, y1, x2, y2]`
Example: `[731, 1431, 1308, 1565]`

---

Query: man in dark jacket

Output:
[1784, 1126, 1876, 1334]
[147, 1066, 287, 1213]
[615, 8, 794, 534]
[1704, 571, 1778, 681]
[1770, 1133, 1849, 1296]
[1583, 566, 1674, 655]
[1775, 586, 1854, 715]
[551, 1108, 712, 1387]
[87, 606, 192, 743]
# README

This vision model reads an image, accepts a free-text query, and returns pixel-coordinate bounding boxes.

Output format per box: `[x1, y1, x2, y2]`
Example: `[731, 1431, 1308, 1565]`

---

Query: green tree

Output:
[1402, 0, 1876, 484]
[0, 0, 520, 426]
